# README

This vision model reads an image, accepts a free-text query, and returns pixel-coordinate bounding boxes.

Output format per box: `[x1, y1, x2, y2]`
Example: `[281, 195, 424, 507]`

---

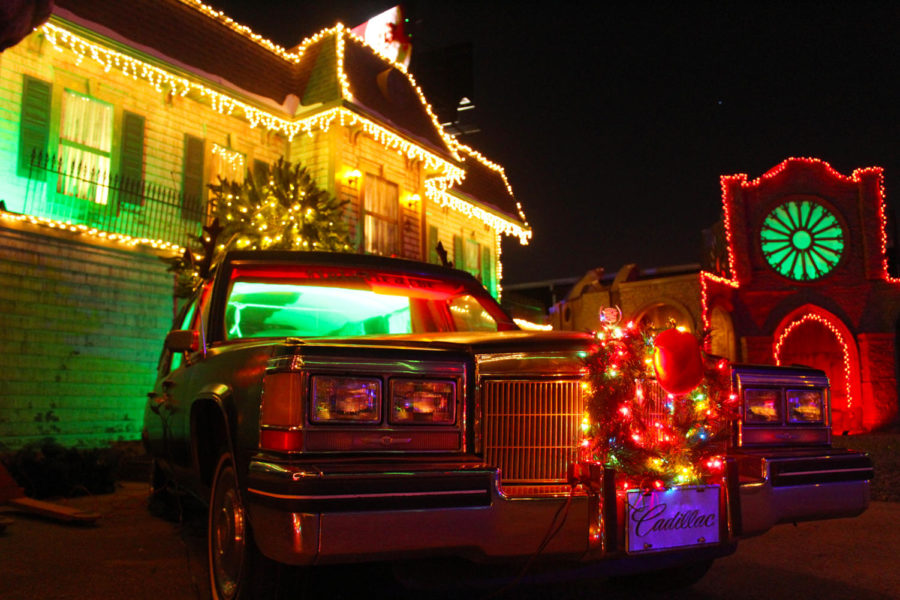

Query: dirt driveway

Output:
[1, 482, 898, 599]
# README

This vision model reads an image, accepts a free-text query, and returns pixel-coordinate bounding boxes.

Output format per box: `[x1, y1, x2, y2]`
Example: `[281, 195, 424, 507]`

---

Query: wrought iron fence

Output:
[23, 150, 204, 248]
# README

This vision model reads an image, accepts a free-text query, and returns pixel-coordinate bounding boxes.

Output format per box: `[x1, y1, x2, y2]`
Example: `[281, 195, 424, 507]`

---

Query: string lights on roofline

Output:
[38, 15, 529, 244]
[0, 208, 185, 253]
[453, 143, 530, 228]
[698, 271, 739, 333]
[424, 179, 532, 244]
[721, 157, 899, 285]
[38, 23, 462, 181]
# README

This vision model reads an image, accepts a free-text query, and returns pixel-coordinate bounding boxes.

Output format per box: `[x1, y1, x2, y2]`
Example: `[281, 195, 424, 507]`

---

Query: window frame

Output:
[361, 173, 400, 256]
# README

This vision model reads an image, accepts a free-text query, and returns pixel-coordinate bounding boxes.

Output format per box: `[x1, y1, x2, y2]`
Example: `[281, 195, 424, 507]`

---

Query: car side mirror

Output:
[165, 329, 199, 353]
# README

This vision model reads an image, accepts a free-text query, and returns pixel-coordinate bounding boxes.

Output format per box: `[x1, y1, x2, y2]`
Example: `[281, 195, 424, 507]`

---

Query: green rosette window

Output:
[760, 200, 844, 281]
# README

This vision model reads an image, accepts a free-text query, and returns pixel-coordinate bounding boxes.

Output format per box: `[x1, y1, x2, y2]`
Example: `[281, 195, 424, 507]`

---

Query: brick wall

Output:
[0, 224, 173, 450]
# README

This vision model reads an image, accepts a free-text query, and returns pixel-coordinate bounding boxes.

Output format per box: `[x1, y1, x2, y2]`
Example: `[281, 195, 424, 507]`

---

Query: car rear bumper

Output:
[735, 449, 873, 536]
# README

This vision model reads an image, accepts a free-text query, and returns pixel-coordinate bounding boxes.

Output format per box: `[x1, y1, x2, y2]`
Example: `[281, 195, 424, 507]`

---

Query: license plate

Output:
[625, 485, 720, 554]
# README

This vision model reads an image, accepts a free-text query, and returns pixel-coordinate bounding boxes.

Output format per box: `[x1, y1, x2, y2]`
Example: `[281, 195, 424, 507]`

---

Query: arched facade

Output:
[772, 305, 861, 432]
[703, 158, 900, 432]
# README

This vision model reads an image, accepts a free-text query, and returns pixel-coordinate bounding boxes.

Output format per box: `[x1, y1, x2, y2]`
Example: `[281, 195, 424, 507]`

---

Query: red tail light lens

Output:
[259, 429, 304, 451]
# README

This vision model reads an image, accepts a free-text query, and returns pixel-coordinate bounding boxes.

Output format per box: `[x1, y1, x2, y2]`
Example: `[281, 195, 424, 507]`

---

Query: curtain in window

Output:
[363, 174, 399, 255]
[465, 239, 481, 279]
[59, 91, 112, 204]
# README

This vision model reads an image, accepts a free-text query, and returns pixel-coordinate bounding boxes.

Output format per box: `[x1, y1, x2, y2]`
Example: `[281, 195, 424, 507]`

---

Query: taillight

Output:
[260, 372, 304, 451]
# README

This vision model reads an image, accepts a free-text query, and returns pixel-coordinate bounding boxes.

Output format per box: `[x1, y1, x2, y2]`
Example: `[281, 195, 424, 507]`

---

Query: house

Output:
[0, 0, 530, 449]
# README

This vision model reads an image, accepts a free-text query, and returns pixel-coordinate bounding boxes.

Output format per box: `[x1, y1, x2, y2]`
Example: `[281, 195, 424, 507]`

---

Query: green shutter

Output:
[252, 159, 268, 184]
[453, 235, 464, 270]
[118, 111, 145, 205]
[482, 247, 496, 297]
[18, 76, 52, 179]
[427, 226, 439, 264]
[182, 134, 205, 220]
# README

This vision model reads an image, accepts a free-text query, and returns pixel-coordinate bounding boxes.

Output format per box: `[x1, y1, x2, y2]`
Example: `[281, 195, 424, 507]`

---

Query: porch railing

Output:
[22, 150, 205, 249]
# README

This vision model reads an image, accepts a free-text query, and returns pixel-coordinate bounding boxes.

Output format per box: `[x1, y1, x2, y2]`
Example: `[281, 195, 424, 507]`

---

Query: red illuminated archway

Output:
[773, 305, 861, 432]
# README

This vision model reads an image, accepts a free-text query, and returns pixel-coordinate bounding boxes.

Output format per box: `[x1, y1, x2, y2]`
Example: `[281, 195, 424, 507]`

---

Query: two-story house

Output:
[0, 0, 530, 449]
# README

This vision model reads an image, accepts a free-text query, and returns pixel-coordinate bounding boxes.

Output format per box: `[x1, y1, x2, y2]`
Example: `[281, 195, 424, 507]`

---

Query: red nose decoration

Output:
[652, 328, 704, 395]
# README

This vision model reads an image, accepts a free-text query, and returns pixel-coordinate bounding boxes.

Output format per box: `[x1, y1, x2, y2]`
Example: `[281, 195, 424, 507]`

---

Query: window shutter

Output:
[453, 235, 464, 270]
[427, 226, 439, 264]
[482, 246, 496, 297]
[252, 159, 268, 184]
[118, 111, 145, 205]
[182, 134, 205, 220]
[18, 76, 52, 180]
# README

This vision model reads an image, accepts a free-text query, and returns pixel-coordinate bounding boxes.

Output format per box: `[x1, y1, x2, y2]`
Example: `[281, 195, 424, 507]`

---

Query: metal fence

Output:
[23, 150, 204, 248]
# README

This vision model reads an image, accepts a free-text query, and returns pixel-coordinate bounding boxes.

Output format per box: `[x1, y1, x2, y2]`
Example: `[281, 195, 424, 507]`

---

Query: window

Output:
[362, 174, 399, 256]
[222, 264, 510, 340]
[464, 239, 481, 279]
[210, 143, 245, 186]
[58, 90, 113, 204]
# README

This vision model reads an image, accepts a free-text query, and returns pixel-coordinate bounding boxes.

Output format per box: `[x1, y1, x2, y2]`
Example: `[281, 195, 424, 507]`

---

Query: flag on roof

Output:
[351, 5, 411, 68]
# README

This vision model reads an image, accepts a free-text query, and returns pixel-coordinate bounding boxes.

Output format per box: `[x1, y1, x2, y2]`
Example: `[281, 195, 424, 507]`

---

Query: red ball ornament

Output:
[652, 328, 704, 395]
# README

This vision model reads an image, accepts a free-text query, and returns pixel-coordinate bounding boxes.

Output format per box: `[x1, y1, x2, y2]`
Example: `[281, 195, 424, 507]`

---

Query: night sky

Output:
[206, 1, 900, 284]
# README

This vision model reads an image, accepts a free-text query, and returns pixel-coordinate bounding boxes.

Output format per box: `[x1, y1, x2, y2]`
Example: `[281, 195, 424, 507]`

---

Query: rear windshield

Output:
[223, 265, 510, 340]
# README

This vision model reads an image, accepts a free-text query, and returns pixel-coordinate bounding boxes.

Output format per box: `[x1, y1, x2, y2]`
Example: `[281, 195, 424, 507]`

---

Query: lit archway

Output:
[634, 300, 695, 333]
[773, 306, 860, 432]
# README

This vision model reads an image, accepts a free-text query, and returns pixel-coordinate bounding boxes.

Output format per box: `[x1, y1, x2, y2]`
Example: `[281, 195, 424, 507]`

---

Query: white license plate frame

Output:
[625, 485, 721, 554]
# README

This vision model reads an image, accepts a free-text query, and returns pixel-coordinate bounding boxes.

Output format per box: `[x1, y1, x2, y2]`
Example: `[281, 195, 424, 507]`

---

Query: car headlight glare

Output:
[391, 379, 455, 424]
[311, 376, 381, 423]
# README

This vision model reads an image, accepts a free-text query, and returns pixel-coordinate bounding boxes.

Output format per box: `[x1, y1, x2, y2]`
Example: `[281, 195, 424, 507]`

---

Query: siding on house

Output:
[0, 224, 173, 449]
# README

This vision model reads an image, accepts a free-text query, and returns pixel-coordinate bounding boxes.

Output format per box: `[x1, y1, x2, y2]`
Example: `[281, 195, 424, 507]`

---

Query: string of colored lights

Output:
[773, 312, 853, 410]
[582, 320, 733, 489]
[0, 208, 185, 253]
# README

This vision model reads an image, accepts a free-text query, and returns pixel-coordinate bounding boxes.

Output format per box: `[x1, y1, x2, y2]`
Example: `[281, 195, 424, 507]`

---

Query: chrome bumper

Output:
[736, 449, 873, 536]
[245, 459, 592, 565]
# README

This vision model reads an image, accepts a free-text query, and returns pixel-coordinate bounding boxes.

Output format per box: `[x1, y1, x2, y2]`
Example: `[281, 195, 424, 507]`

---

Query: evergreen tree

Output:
[165, 157, 353, 297]
[210, 157, 352, 253]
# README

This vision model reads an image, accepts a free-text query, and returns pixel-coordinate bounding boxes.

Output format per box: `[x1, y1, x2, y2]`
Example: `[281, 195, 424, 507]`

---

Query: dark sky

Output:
[206, 0, 900, 284]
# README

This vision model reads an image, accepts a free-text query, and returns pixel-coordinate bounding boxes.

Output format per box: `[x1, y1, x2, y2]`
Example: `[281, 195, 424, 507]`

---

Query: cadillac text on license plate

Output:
[626, 485, 720, 554]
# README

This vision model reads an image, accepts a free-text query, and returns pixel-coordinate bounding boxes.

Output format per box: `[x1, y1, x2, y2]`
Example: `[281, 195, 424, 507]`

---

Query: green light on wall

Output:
[760, 200, 844, 281]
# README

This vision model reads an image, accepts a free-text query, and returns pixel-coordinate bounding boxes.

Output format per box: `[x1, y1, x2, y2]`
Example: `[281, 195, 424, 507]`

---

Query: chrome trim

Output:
[248, 488, 487, 501]
[774, 467, 873, 477]
[482, 378, 584, 484]
[476, 351, 589, 378]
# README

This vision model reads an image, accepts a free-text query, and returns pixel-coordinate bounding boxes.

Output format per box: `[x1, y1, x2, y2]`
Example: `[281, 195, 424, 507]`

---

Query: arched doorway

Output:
[774, 308, 860, 433]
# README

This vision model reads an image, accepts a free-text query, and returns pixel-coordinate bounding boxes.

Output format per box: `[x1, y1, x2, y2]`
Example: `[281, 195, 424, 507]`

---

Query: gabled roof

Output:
[51, 0, 526, 232]
[55, 0, 456, 161]
[454, 147, 521, 222]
